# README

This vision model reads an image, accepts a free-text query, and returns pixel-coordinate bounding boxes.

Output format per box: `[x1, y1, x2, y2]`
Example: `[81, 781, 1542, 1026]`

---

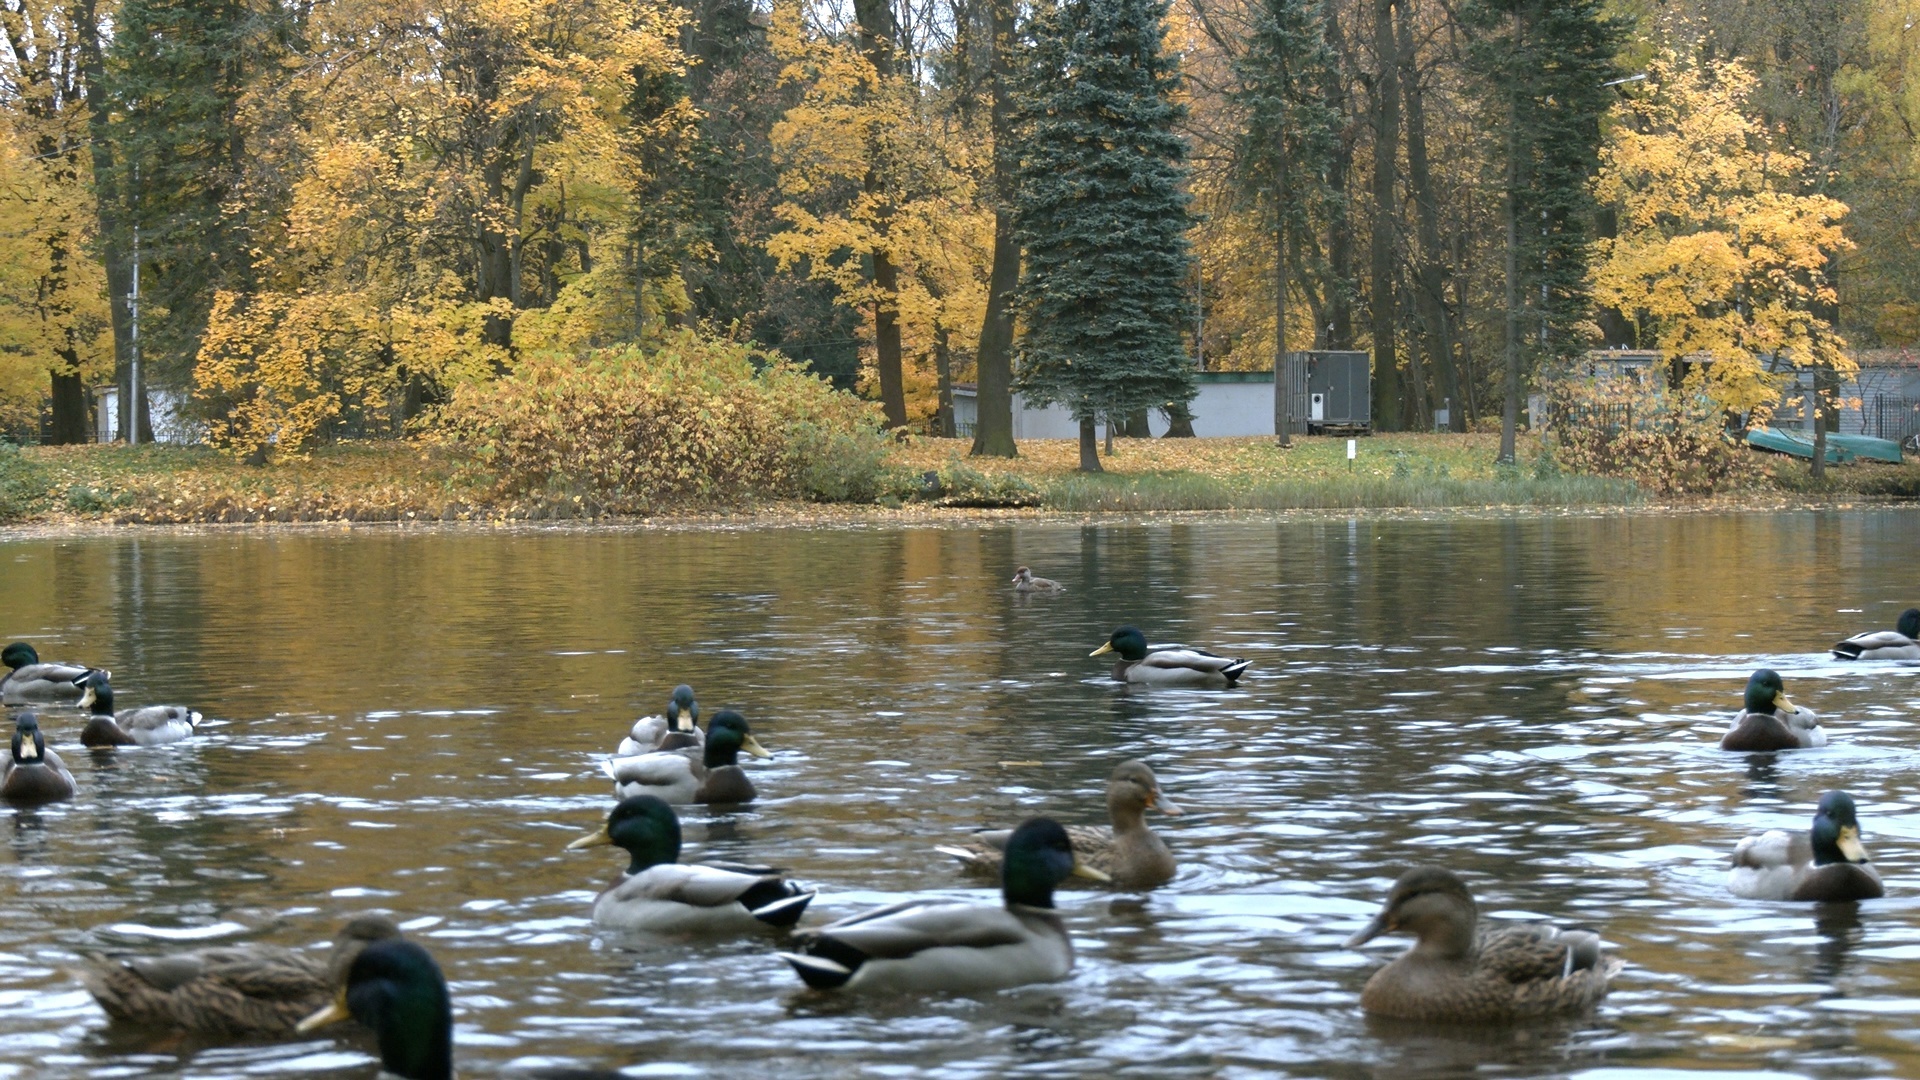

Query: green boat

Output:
[1827, 433, 1904, 464]
[1745, 427, 1853, 464]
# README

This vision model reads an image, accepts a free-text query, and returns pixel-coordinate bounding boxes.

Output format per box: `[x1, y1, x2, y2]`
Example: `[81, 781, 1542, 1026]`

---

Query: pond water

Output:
[4, 510, 1920, 1078]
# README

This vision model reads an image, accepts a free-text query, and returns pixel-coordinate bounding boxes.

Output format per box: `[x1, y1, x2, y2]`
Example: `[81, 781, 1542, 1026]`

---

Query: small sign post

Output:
[1347, 439, 1356, 472]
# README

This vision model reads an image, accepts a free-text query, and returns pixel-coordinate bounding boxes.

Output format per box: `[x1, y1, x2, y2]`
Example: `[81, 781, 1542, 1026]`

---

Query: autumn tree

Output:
[1591, 47, 1853, 417]
[1467, 0, 1618, 462]
[1014, 0, 1196, 472]
[1232, 0, 1337, 446]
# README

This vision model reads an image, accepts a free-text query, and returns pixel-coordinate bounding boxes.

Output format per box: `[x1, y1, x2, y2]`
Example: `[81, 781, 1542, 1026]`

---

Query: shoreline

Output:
[2, 492, 1912, 540]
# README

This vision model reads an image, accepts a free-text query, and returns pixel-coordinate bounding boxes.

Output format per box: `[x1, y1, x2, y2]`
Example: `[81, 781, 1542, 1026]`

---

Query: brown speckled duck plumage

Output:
[1348, 867, 1621, 1024]
[937, 760, 1181, 889]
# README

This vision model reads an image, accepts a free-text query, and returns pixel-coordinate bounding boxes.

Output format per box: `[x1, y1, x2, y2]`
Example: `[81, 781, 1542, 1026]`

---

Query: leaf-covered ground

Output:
[0, 432, 1913, 527]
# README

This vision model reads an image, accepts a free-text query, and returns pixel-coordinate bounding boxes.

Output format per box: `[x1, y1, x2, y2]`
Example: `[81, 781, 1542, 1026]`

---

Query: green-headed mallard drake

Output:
[1831, 608, 1920, 661]
[73, 670, 200, 748]
[1012, 567, 1064, 593]
[567, 795, 815, 932]
[1092, 626, 1251, 687]
[1719, 669, 1824, 751]
[80, 913, 402, 1035]
[937, 760, 1182, 889]
[2, 713, 75, 803]
[603, 709, 768, 805]
[1729, 790, 1883, 902]
[0, 642, 96, 704]
[298, 937, 451, 1080]
[779, 816, 1107, 993]
[1347, 867, 1622, 1023]
[619, 683, 702, 756]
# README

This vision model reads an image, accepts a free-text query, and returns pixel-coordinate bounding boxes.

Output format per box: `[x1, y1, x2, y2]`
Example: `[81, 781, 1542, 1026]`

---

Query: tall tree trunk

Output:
[1368, 0, 1402, 431]
[1163, 400, 1196, 437]
[49, 362, 90, 444]
[1323, 14, 1356, 350]
[74, 0, 135, 443]
[970, 0, 1018, 457]
[1499, 91, 1521, 464]
[934, 324, 955, 437]
[855, 0, 908, 429]
[1399, 0, 1460, 430]
[1078, 415, 1103, 472]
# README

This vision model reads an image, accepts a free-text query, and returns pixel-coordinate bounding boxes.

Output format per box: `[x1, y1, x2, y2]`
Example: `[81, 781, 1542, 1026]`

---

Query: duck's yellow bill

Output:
[77, 686, 96, 709]
[1839, 825, 1869, 863]
[1090, 642, 1114, 657]
[296, 992, 351, 1034]
[1070, 857, 1111, 882]
[1150, 791, 1185, 816]
[567, 826, 612, 850]
[742, 734, 772, 759]
[1773, 692, 1798, 715]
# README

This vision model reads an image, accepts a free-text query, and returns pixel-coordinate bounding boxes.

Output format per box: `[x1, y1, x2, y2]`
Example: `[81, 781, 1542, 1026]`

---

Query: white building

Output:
[951, 371, 1281, 439]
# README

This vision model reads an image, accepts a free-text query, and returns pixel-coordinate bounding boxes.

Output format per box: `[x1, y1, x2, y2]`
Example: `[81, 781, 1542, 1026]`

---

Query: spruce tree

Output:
[1012, 0, 1196, 472]
[1232, 0, 1338, 447]
[1467, 0, 1621, 461]
[108, 0, 257, 438]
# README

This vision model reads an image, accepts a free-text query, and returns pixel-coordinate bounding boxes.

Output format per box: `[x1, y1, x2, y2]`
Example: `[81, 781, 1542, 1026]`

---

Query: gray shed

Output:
[1279, 351, 1372, 436]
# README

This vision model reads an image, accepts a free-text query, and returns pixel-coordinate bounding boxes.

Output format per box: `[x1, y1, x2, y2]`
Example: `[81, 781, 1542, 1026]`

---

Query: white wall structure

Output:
[952, 372, 1283, 439]
[90, 387, 200, 444]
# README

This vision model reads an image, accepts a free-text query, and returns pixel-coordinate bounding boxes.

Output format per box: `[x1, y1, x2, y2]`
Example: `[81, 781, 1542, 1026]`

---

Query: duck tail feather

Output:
[749, 890, 816, 928]
[778, 951, 853, 990]
[1831, 642, 1863, 660]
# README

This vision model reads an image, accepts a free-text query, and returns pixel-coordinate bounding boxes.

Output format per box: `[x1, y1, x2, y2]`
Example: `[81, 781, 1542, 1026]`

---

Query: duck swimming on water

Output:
[1092, 625, 1251, 687]
[1719, 669, 1823, 751]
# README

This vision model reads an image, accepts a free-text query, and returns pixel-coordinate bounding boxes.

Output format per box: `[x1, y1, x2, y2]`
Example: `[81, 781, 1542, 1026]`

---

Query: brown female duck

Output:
[1347, 867, 1621, 1023]
[80, 914, 402, 1036]
[937, 760, 1182, 888]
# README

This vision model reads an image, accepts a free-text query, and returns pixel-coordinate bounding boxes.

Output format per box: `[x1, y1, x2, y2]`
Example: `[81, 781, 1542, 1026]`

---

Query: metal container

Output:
[1279, 351, 1372, 435]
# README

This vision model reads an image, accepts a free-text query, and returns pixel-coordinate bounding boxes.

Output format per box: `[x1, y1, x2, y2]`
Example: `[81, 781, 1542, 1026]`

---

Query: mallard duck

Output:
[779, 817, 1108, 993]
[72, 670, 200, 748]
[1091, 625, 1251, 687]
[1729, 790, 1883, 902]
[1347, 867, 1622, 1023]
[1012, 567, 1064, 593]
[618, 684, 702, 756]
[80, 913, 402, 1036]
[1719, 669, 1823, 751]
[2, 713, 75, 802]
[603, 709, 768, 805]
[0, 642, 95, 704]
[298, 938, 451, 1080]
[567, 795, 815, 932]
[1831, 608, 1920, 661]
[936, 760, 1182, 889]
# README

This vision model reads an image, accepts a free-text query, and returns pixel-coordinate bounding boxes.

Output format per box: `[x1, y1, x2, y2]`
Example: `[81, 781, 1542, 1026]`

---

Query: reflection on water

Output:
[2, 510, 1920, 1077]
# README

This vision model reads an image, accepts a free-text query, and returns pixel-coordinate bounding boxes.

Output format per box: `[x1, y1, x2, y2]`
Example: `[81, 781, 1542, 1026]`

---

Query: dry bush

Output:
[440, 332, 899, 511]
[1549, 381, 1761, 496]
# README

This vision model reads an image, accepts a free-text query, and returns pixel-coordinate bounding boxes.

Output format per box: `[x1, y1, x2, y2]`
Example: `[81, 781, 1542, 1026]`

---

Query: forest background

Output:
[0, 0, 1911, 499]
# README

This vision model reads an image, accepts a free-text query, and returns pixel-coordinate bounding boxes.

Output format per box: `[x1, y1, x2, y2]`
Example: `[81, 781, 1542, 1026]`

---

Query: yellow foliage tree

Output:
[765, 0, 990, 429]
[195, 0, 691, 457]
[1592, 48, 1853, 415]
[0, 123, 112, 435]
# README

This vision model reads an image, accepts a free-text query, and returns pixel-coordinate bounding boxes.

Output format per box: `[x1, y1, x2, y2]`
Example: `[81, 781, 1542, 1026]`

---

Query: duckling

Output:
[1012, 567, 1064, 593]
[779, 817, 1108, 993]
[72, 670, 200, 748]
[2, 713, 75, 803]
[1729, 790, 1883, 902]
[1347, 867, 1622, 1023]
[937, 760, 1182, 888]
[603, 709, 768, 805]
[567, 795, 815, 932]
[1831, 608, 1920, 661]
[1719, 669, 1823, 751]
[1091, 625, 1251, 687]
[618, 684, 702, 756]
[80, 913, 402, 1036]
[0, 642, 96, 704]
[298, 938, 451, 1080]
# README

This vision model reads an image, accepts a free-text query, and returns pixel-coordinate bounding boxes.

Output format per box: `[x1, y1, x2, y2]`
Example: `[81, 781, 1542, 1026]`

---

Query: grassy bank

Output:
[5, 431, 1917, 527]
